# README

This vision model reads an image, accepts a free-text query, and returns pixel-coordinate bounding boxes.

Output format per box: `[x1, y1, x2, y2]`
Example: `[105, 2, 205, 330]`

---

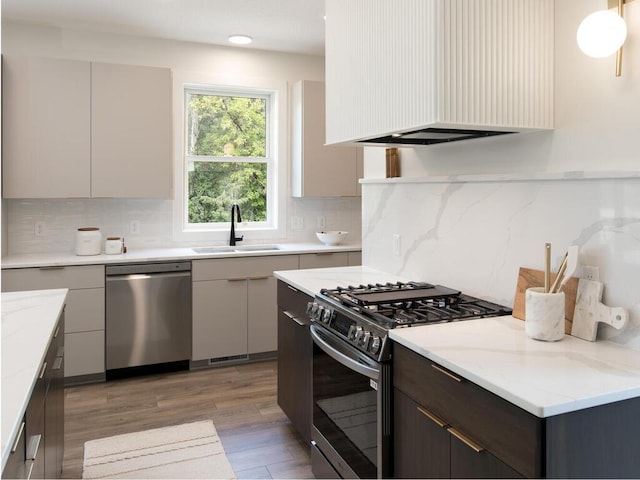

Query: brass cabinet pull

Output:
[54, 326, 60, 338]
[11, 421, 25, 453]
[286, 285, 299, 293]
[448, 427, 485, 453]
[226, 278, 246, 282]
[247, 276, 270, 281]
[38, 361, 47, 379]
[283, 310, 306, 327]
[314, 252, 334, 256]
[38, 266, 65, 270]
[417, 406, 448, 428]
[53, 357, 63, 370]
[26, 433, 42, 461]
[431, 364, 463, 382]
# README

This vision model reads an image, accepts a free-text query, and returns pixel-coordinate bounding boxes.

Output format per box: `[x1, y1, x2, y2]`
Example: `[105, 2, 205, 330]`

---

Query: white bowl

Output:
[316, 231, 348, 246]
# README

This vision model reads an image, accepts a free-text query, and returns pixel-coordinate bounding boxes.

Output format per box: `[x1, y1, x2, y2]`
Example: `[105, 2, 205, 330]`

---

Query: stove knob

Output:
[306, 302, 316, 315]
[347, 325, 358, 341]
[353, 326, 364, 344]
[360, 330, 371, 348]
[369, 336, 381, 355]
[322, 308, 333, 324]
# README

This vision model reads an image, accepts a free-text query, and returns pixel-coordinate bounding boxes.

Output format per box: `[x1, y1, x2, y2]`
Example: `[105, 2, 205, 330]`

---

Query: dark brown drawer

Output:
[393, 343, 542, 478]
[277, 280, 312, 322]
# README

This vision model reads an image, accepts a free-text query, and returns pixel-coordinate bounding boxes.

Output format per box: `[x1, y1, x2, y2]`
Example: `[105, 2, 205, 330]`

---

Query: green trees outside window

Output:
[186, 91, 270, 224]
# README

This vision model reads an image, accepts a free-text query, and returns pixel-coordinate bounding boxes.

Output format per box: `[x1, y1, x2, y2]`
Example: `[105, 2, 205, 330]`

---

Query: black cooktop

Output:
[319, 282, 512, 329]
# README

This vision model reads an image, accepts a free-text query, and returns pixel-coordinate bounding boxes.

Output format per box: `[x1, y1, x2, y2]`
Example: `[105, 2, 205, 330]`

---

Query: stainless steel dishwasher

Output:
[105, 262, 191, 379]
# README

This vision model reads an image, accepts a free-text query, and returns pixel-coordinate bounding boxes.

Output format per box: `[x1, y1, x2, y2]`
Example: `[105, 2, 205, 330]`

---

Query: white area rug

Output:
[82, 420, 236, 479]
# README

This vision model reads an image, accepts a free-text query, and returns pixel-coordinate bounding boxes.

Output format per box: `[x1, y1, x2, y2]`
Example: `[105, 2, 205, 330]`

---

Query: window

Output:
[183, 86, 275, 231]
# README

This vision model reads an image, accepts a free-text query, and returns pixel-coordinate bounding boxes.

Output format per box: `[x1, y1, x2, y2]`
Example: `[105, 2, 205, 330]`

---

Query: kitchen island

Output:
[1, 289, 67, 476]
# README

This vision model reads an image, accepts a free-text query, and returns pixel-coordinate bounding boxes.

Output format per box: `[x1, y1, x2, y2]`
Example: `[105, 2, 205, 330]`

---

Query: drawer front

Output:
[277, 280, 312, 321]
[65, 288, 105, 333]
[65, 331, 105, 377]
[193, 255, 299, 281]
[2, 265, 105, 291]
[298, 252, 349, 269]
[393, 344, 542, 478]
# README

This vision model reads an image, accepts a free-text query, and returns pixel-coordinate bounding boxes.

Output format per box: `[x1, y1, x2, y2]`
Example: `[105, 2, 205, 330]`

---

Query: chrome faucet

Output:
[229, 203, 243, 246]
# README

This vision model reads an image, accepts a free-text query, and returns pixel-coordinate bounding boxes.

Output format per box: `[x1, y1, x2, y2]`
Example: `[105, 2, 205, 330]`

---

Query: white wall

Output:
[361, 0, 640, 348]
[365, 0, 640, 178]
[1, 20, 362, 253]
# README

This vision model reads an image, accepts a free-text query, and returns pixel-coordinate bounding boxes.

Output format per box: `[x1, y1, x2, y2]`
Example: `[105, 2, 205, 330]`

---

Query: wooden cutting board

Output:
[512, 267, 579, 334]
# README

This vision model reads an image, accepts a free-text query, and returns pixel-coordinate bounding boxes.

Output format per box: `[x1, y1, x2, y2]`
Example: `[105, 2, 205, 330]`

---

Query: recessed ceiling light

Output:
[228, 34, 252, 45]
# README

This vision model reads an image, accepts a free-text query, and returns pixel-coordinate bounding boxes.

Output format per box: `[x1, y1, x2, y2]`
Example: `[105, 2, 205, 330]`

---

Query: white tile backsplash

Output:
[362, 174, 640, 349]
[3, 196, 362, 254]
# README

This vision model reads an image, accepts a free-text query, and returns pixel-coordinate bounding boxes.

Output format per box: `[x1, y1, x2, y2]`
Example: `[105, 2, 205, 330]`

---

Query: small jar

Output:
[105, 237, 123, 255]
[75, 227, 102, 256]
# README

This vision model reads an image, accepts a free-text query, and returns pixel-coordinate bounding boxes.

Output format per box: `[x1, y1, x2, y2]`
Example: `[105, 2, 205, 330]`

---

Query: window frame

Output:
[171, 72, 287, 243]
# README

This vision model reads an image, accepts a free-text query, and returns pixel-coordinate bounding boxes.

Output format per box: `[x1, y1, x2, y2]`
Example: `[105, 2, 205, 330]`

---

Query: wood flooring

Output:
[62, 360, 313, 479]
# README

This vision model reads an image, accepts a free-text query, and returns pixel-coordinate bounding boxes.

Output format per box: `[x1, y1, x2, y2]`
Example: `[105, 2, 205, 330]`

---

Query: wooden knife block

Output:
[513, 267, 579, 335]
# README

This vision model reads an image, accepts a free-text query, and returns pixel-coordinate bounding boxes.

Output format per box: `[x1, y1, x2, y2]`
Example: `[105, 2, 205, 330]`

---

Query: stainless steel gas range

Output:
[307, 281, 512, 479]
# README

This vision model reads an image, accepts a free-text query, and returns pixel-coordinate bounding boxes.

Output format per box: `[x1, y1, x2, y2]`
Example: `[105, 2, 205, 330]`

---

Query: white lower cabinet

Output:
[1, 265, 105, 379]
[299, 252, 350, 269]
[192, 255, 299, 361]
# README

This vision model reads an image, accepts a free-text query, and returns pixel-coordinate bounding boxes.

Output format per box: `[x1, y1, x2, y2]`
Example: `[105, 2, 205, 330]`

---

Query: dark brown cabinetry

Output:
[393, 343, 640, 479]
[277, 280, 313, 443]
[2, 312, 64, 480]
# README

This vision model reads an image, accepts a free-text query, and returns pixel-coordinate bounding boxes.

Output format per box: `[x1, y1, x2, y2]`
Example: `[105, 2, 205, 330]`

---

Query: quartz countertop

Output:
[273, 265, 408, 297]
[274, 266, 640, 419]
[1, 242, 361, 269]
[1, 289, 68, 471]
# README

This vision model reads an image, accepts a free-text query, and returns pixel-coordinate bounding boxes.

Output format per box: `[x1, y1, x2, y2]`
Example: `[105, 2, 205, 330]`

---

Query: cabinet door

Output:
[394, 389, 450, 479]
[192, 279, 248, 361]
[298, 252, 350, 269]
[91, 62, 173, 198]
[291, 80, 360, 197]
[247, 277, 278, 354]
[65, 331, 105, 377]
[2, 56, 91, 198]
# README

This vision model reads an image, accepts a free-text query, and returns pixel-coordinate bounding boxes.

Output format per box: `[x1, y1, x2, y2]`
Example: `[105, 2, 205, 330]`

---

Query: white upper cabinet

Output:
[325, 0, 555, 146]
[2, 57, 173, 199]
[91, 63, 173, 198]
[2, 56, 92, 198]
[291, 80, 362, 197]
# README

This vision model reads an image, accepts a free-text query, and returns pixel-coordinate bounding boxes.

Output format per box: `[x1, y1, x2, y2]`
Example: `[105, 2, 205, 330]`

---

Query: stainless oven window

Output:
[312, 325, 379, 479]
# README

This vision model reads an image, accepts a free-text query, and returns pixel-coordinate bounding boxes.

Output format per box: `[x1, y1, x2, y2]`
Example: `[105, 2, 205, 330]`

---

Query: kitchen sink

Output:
[192, 245, 281, 254]
[234, 245, 280, 252]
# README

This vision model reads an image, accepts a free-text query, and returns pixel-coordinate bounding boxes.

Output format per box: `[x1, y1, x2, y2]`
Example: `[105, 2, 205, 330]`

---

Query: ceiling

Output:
[1, 0, 327, 56]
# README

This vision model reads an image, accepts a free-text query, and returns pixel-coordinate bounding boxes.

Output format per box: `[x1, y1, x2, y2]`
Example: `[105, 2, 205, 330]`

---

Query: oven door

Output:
[311, 323, 389, 479]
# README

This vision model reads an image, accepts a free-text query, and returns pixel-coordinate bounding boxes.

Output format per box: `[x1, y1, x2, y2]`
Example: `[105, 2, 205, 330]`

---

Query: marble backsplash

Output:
[3, 196, 362, 254]
[361, 173, 640, 350]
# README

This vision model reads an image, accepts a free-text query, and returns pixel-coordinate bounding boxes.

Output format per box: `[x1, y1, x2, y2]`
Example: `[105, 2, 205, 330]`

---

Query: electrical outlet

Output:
[316, 216, 326, 229]
[291, 216, 303, 230]
[130, 220, 140, 234]
[34, 221, 46, 237]
[393, 234, 401, 256]
[582, 265, 600, 282]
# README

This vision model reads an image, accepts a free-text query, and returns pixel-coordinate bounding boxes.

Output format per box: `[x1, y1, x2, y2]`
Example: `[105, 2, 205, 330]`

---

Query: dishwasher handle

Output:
[106, 262, 191, 276]
[106, 271, 191, 282]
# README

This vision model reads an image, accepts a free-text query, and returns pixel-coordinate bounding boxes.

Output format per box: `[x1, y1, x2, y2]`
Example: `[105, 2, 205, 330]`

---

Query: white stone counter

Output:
[273, 265, 408, 297]
[1, 242, 361, 269]
[390, 316, 640, 418]
[274, 266, 640, 419]
[1, 289, 68, 471]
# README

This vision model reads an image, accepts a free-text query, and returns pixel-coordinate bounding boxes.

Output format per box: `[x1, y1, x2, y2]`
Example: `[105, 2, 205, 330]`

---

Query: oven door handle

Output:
[310, 324, 380, 380]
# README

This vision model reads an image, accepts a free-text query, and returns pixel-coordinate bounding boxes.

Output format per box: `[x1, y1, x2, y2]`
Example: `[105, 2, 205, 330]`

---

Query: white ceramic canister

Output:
[75, 227, 102, 256]
[105, 237, 123, 255]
